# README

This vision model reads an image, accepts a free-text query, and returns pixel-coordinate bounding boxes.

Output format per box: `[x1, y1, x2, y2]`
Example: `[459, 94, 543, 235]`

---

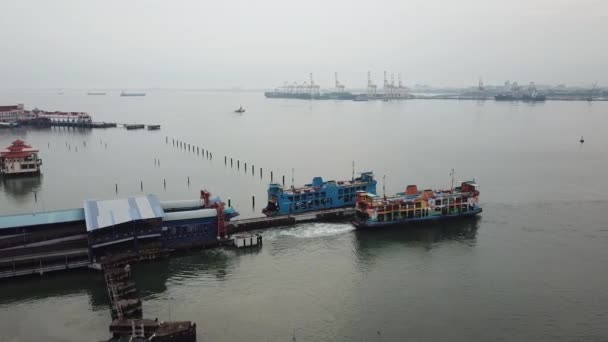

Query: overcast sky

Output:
[1, 0, 606, 89]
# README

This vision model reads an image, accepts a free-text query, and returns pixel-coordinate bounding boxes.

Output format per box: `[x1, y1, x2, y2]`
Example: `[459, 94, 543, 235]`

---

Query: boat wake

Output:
[264, 223, 355, 240]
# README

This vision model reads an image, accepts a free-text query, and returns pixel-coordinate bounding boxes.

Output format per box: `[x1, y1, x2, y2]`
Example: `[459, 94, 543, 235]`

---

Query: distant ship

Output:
[494, 94, 516, 101]
[87, 92, 106, 96]
[521, 93, 546, 101]
[264, 91, 355, 100]
[120, 91, 146, 97]
[353, 94, 369, 101]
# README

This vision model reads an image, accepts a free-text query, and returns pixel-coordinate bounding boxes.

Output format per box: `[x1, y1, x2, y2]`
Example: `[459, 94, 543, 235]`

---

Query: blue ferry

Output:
[262, 172, 376, 216]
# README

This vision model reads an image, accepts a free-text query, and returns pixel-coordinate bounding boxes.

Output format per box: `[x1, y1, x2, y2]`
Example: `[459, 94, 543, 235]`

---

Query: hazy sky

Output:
[1, 0, 606, 89]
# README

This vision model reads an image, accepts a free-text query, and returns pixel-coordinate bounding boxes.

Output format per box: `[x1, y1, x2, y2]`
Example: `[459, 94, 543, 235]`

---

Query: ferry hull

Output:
[352, 208, 482, 229]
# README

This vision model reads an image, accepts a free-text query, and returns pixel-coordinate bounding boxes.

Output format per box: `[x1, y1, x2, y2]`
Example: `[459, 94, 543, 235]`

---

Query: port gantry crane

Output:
[334, 72, 345, 92]
[367, 71, 377, 96]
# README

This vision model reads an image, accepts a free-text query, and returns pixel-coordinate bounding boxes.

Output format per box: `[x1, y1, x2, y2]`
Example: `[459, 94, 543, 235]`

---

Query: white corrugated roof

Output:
[83, 194, 164, 232]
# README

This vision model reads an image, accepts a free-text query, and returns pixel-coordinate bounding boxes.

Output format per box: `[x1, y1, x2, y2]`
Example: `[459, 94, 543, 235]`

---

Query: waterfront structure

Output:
[0, 190, 238, 278]
[352, 180, 481, 228]
[0, 140, 43, 175]
[27, 108, 93, 124]
[0, 104, 24, 122]
[262, 172, 377, 216]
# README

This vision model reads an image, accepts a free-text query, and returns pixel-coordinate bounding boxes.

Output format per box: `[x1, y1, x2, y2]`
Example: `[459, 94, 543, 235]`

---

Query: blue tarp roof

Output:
[0, 208, 85, 230]
[83, 194, 164, 232]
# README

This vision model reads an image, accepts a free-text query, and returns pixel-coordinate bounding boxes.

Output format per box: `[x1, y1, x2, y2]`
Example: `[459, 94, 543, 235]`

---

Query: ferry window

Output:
[338, 189, 343, 195]
[435, 199, 442, 206]
[288, 196, 293, 201]
[321, 192, 326, 197]
[314, 200, 319, 206]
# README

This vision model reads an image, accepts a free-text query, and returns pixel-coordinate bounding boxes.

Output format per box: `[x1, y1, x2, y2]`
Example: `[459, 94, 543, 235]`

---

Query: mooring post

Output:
[252, 195, 255, 207]
[245, 162, 247, 171]
[260, 168, 262, 179]
[140, 181, 143, 191]
[166, 136, 168, 143]
[231, 158, 233, 167]
[283, 175, 285, 186]
[271, 171, 273, 182]
[164, 178, 166, 189]
[237, 160, 240, 169]
[34, 191, 37, 203]
[228, 198, 231, 207]
[115, 184, 118, 194]
[187, 176, 190, 186]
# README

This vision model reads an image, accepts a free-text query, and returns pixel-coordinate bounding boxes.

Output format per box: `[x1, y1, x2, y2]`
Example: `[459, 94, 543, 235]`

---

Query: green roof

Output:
[0, 208, 85, 230]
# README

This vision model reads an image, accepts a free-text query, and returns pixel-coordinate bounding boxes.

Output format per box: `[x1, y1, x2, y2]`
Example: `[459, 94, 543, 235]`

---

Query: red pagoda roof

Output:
[0, 151, 33, 159]
[1, 140, 38, 156]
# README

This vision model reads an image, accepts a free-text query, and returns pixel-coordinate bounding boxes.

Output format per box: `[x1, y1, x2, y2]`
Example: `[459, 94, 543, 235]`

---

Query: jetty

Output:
[102, 253, 197, 341]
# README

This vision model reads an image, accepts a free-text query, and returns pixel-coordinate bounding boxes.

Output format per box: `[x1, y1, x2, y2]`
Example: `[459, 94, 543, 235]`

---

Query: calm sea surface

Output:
[0, 91, 607, 341]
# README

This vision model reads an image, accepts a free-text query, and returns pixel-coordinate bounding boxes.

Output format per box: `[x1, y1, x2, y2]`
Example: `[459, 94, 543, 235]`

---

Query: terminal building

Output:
[0, 191, 237, 279]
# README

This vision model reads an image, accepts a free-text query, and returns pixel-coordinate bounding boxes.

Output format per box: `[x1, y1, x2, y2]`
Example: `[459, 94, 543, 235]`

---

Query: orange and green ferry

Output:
[352, 180, 481, 228]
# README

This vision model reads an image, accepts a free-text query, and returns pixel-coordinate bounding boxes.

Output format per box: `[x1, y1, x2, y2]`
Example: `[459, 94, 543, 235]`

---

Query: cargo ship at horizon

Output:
[352, 180, 481, 228]
[120, 91, 146, 97]
[262, 172, 377, 216]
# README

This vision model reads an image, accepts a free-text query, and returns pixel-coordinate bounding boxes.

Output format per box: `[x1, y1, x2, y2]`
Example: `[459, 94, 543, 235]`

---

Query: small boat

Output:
[0, 121, 19, 129]
[147, 125, 161, 130]
[125, 124, 145, 130]
[580, 136, 584, 143]
[235, 105, 245, 113]
[87, 92, 107, 96]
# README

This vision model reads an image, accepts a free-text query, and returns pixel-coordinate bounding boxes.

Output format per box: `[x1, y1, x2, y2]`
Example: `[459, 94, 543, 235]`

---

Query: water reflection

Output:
[132, 249, 238, 300]
[0, 174, 43, 203]
[352, 217, 480, 270]
[0, 270, 105, 308]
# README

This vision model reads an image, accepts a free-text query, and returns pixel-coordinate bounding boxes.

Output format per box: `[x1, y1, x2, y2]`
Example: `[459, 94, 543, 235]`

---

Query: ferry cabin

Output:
[0, 140, 43, 175]
[263, 172, 376, 216]
[355, 181, 480, 224]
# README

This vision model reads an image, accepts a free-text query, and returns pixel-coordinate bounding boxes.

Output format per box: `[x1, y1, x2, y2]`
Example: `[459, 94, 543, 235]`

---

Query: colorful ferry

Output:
[262, 172, 376, 216]
[352, 180, 481, 228]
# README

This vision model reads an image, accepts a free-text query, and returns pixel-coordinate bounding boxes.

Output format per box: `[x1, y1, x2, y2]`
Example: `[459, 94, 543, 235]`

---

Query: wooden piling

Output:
[140, 181, 143, 191]
[271, 171, 273, 182]
[115, 184, 118, 194]
[283, 175, 285, 186]
[252, 195, 255, 207]
[228, 198, 231, 207]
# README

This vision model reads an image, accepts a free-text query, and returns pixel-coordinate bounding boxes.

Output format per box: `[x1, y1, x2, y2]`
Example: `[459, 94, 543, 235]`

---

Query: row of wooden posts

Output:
[166, 136, 287, 182]
[165, 136, 294, 209]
